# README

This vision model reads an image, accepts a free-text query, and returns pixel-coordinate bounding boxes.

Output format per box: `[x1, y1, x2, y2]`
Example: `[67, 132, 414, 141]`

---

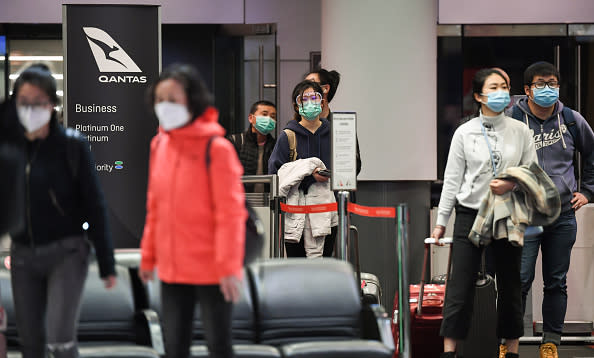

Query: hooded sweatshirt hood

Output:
[510, 97, 578, 211]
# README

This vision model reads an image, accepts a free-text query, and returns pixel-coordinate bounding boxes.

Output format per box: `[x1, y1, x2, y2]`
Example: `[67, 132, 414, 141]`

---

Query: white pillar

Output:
[321, 0, 437, 181]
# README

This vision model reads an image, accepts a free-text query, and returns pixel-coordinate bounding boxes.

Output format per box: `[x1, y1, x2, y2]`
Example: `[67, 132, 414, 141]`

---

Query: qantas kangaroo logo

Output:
[83, 27, 141, 73]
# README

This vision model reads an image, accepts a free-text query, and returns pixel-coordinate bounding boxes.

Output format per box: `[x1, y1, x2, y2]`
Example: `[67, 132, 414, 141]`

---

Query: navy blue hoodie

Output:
[507, 97, 594, 212]
[268, 118, 331, 194]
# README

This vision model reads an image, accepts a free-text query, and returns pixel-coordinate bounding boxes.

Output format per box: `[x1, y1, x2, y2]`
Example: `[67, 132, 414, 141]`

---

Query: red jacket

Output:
[140, 107, 247, 284]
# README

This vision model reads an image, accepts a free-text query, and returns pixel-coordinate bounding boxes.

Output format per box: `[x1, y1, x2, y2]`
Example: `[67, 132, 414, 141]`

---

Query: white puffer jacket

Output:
[278, 158, 338, 257]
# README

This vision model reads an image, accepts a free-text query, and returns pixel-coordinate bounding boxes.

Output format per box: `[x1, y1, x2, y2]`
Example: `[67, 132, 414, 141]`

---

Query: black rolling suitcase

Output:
[457, 246, 498, 358]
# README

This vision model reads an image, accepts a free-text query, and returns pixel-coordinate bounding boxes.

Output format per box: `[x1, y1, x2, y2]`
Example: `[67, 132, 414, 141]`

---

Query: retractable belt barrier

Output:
[279, 202, 396, 218]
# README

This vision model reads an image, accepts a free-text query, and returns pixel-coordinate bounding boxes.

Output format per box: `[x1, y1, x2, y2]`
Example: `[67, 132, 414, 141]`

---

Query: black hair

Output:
[307, 69, 340, 102]
[523, 61, 560, 86]
[291, 80, 324, 121]
[12, 63, 59, 105]
[471, 68, 509, 116]
[148, 63, 212, 120]
[249, 100, 276, 115]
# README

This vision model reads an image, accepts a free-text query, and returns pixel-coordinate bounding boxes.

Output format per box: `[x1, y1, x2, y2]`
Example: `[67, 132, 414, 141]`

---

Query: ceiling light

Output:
[8, 56, 63, 61]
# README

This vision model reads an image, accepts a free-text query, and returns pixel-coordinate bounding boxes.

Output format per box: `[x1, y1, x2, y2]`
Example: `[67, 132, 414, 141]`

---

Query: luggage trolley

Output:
[241, 174, 285, 259]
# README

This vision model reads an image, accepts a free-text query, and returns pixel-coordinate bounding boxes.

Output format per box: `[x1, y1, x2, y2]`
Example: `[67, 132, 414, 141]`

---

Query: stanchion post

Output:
[397, 203, 411, 358]
[273, 196, 286, 258]
[336, 191, 350, 261]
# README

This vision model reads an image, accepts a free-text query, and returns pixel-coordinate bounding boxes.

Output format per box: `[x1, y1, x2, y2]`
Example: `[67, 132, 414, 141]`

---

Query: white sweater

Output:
[436, 113, 537, 227]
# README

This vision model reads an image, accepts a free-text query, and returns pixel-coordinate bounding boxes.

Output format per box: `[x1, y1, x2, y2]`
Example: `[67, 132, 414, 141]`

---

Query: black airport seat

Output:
[248, 259, 394, 358]
[0, 256, 160, 358]
[114, 250, 393, 357]
[146, 274, 281, 358]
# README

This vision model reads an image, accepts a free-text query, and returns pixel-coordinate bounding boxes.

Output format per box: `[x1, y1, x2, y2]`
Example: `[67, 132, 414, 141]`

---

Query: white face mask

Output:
[154, 102, 191, 131]
[17, 105, 52, 133]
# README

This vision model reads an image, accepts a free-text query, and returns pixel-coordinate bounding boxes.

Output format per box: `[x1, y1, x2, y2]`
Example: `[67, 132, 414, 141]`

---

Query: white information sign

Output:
[331, 112, 357, 191]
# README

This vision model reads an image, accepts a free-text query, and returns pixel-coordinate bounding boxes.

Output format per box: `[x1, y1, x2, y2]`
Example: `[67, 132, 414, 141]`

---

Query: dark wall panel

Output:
[351, 180, 431, 311]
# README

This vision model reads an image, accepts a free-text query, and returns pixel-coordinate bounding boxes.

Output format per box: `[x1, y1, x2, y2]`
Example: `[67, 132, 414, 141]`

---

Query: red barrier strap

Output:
[279, 202, 395, 218]
[280, 202, 338, 214]
[348, 202, 396, 218]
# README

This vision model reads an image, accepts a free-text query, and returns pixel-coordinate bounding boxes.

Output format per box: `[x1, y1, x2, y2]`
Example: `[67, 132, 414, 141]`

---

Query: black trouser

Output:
[285, 226, 336, 258]
[440, 205, 524, 340]
[10, 237, 90, 358]
[161, 281, 234, 358]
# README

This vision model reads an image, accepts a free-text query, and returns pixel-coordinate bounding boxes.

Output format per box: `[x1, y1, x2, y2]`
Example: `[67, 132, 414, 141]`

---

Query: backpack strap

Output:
[561, 107, 580, 152]
[205, 136, 217, 169]
[283, 129, 297, 162]
[561, 106, 583, 189]
[65, 127, 82, 181]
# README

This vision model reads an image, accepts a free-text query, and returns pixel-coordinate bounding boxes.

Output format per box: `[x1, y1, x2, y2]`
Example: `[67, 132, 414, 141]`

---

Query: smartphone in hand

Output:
[318, 169, 331, 177]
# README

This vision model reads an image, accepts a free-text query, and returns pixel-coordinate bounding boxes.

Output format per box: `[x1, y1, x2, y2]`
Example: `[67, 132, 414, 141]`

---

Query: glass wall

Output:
[8, 39, 63, 115]
[436, 25, 594, 180]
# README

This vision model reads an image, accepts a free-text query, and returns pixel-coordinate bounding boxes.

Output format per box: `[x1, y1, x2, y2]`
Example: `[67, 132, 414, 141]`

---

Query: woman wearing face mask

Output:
[305, 69, 362, 176]
[432, 68, 537, 358]
[268, 80, 337, 258]
[139, 64, 246, 358]
[7, 64, 116, 358]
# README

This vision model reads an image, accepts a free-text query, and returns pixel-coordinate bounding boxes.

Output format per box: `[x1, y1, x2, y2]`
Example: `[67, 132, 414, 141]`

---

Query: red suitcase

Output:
[392, 238, 450, 358]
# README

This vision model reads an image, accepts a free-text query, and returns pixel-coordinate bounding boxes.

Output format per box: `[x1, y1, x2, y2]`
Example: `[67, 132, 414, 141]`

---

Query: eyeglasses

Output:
[531, 80, 559, 89]
[296, 92, 322, 106]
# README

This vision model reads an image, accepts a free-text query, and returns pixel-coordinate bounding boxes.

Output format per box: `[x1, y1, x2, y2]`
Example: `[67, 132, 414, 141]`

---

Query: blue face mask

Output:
[254, 115, 276, 135]
[298, 102, 322, 121]
[532, 87, 559, 108]
[480, 90, 510, 113]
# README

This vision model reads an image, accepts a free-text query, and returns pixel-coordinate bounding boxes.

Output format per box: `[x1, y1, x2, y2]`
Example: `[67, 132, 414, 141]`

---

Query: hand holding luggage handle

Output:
[417, 238, 452, 315]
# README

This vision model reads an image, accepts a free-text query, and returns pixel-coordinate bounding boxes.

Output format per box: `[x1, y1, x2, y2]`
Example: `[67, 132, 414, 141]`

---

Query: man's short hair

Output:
[524, 61, 560, 85]
[249, 100, 276, 115]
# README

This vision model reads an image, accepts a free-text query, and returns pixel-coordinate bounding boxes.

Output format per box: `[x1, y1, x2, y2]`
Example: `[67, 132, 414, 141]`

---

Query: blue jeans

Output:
[520, 210, 577, 335]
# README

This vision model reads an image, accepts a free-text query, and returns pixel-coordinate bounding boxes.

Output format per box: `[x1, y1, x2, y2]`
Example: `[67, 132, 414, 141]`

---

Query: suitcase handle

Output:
[350, 225, 361, 290]
[411, 296, 444, 305]
[418, 237, 452, 315]
[424, 237, 453, 245]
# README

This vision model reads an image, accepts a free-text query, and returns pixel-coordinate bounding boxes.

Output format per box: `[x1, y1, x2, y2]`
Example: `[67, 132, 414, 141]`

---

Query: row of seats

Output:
[0, 251, 394, 358]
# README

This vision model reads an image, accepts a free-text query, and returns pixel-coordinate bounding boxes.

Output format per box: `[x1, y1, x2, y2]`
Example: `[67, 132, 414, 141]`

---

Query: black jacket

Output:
[227, 125, 276, 178]
[8, 103, 115, 277]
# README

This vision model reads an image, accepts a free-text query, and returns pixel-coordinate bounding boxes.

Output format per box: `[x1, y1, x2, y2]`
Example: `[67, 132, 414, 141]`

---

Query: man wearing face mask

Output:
[227, 100, 277, 193]
[507, 61, 594, 358]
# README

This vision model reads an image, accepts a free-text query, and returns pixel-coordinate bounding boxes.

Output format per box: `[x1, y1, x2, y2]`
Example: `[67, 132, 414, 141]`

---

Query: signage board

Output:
[64, 5, 160, 247]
